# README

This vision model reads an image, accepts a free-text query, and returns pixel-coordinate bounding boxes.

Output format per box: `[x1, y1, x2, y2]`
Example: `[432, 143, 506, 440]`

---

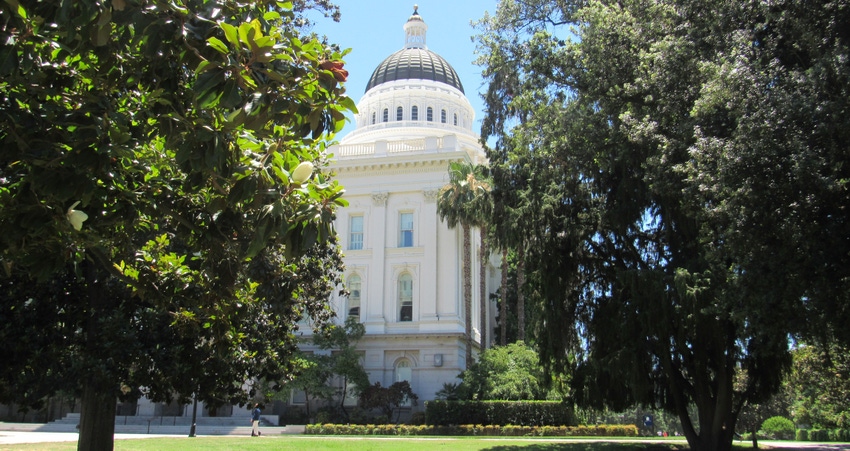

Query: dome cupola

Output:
[341, 5, 477, 144]
[364, 5, 465, 94]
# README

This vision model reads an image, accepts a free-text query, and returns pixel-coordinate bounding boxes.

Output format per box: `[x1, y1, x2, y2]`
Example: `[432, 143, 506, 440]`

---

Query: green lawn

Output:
[1, 436, 790, 451]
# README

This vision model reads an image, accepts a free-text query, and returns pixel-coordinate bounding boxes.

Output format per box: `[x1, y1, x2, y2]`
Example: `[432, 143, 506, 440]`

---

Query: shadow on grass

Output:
[481, 444, 686, 451]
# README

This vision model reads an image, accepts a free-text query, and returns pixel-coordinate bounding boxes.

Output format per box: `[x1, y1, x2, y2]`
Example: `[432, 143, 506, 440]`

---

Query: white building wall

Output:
[295, 9, 497, 411]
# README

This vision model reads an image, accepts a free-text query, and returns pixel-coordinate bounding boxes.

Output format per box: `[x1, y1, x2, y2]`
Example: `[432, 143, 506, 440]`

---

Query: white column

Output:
[421, 189, 439, 323]
[366, 191, 389, 333]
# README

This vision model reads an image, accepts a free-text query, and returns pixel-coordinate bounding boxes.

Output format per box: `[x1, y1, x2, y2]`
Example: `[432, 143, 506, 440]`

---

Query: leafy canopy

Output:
[0, 1, 355, 446]
[475, 0, 849, 450]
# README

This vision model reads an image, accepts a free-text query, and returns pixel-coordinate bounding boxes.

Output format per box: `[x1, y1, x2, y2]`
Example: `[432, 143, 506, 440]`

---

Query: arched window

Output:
[398, 273, 413, 321]
[426, 107, 433, 122]
[411, 106, 418, 121]
[397, 106, 403, 121]
[382, 108, 389, 122]
[348, 275, 361, 319]
[371, 112, 376, 124]
[440, 109, 447, 123]
[453, 113, 458, 126]
[394, 359, 413, 406]
[395, 359, 411, 383]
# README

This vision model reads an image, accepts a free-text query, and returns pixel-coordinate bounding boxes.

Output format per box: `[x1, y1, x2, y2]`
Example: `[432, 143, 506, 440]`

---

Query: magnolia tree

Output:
[0, 1, 354, 449]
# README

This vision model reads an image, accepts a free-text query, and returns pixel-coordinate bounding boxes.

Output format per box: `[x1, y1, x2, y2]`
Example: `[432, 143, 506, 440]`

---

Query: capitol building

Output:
[297, 5, 499, 414]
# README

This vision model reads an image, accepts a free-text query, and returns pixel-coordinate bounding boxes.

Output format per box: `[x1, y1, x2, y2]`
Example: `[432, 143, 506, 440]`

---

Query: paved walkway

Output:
[0, 431, 180, 445]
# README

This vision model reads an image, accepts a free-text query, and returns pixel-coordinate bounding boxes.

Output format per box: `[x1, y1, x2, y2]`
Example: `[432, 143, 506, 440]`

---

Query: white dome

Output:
[341, 6, 476, 145]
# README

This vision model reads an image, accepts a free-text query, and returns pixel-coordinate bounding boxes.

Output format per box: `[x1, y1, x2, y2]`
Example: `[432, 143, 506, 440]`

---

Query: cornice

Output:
[331, 155, 467, 176]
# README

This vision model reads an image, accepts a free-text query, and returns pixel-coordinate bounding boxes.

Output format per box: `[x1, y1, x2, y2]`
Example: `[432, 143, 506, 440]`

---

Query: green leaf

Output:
[220, 22, 239, 46]
[207, 36, 229, 55]
[219, 80, 242, 109]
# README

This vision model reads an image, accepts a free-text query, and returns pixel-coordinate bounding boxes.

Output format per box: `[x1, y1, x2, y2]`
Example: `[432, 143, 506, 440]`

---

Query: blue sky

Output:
[306, 1, 499, 139]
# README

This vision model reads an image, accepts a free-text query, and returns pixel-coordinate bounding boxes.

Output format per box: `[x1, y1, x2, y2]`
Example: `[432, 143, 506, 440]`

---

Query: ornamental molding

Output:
[372, 191, 389, 206]
[423, 189, 440, 203]
[333, 157, 466, 177]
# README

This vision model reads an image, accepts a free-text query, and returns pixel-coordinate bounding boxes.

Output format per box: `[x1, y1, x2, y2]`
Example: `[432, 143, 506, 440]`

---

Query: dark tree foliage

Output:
[359, 381, 418, 424]
[475, 1, 849, 450]
[0, 1, 353, 449]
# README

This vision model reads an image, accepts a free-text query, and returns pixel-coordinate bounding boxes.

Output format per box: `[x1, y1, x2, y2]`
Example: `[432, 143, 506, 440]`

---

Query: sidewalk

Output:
[0, 431, 180, 445]
[0, 423, 305, 445]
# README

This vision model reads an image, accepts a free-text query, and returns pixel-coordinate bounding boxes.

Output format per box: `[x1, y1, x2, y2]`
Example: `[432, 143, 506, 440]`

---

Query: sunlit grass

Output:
[4, 435, 800, 451]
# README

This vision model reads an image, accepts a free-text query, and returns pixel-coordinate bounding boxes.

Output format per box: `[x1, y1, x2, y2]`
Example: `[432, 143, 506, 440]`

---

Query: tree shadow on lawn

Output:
[481, 444, 686, 451]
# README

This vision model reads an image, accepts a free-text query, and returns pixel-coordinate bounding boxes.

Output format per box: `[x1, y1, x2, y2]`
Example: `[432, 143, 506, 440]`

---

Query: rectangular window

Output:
[348, 275, 361, 319]
[349, 215, 364, 250]
[399, 213, 414, 247]
[399, 275, 413, 321]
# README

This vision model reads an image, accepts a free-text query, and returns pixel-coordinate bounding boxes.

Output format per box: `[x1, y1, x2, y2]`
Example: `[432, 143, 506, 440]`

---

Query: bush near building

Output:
[306, 423, 638, 437]
[425, 400, 575, 427]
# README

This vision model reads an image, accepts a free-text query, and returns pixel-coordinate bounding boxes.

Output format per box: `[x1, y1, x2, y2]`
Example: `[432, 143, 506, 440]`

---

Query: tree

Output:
[277, 352, 335, 423]
[308, 316, 369, 422]
[457, 341, 553, 401]
[437, 161, 489, 367]
[0, 1, 353, 449]
[473, 0, 849, 450]
[681, 0, 850, 349]
[499, 248, 509, 346]
[787, 342, 850, 429]
[359, 381, 418, 424]
[471, 170, 492, 349]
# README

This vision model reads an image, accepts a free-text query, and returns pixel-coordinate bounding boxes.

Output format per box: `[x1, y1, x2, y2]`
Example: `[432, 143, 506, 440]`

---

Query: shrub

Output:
[304, 423, 638, 437]
[425, 400, 575, 426]
[409, 411, 426, 425]
[761, 416, 795, 440]
[796, 429, 808, 441]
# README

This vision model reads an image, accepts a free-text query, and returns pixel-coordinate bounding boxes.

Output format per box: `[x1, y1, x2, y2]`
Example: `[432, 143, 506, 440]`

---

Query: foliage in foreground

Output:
[0, 0, 353, 449]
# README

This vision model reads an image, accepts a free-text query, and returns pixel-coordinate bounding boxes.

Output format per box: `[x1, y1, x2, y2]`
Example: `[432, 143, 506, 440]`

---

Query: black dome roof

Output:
[365, 48, 465, 94]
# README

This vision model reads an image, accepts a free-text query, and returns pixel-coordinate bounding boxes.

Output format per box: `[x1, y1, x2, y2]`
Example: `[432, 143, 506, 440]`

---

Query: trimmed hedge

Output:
[798, 428, 850, 442]
[305, 423, 638, 437]
[424, 400, 575, 426]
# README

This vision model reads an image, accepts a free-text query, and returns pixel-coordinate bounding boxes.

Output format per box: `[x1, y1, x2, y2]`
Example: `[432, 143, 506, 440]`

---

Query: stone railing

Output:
[333, 135, 460, 159]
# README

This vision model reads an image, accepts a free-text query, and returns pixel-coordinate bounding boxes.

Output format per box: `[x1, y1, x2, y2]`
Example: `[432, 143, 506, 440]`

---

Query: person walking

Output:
[251, 403, 262, 437]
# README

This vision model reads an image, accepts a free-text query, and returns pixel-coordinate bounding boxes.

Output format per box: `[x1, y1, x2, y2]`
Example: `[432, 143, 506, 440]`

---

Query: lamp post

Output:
[189, 394, 198, 437]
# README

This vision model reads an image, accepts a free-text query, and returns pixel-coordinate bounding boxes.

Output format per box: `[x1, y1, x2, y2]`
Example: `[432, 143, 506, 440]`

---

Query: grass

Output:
[2, 436, 799, 451]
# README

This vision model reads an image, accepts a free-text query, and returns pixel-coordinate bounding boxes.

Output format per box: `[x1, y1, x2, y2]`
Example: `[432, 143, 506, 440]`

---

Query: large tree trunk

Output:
[516, 245, 525, 342]
[77, 381, 117, 451]
[78, 260, 116, 451]
[500, 248, 508, 346]
[463, 223, 473, 368]
[479, 233, 487, 350]
[751, 424, 758, 449]
[674, 371, 738, 451]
